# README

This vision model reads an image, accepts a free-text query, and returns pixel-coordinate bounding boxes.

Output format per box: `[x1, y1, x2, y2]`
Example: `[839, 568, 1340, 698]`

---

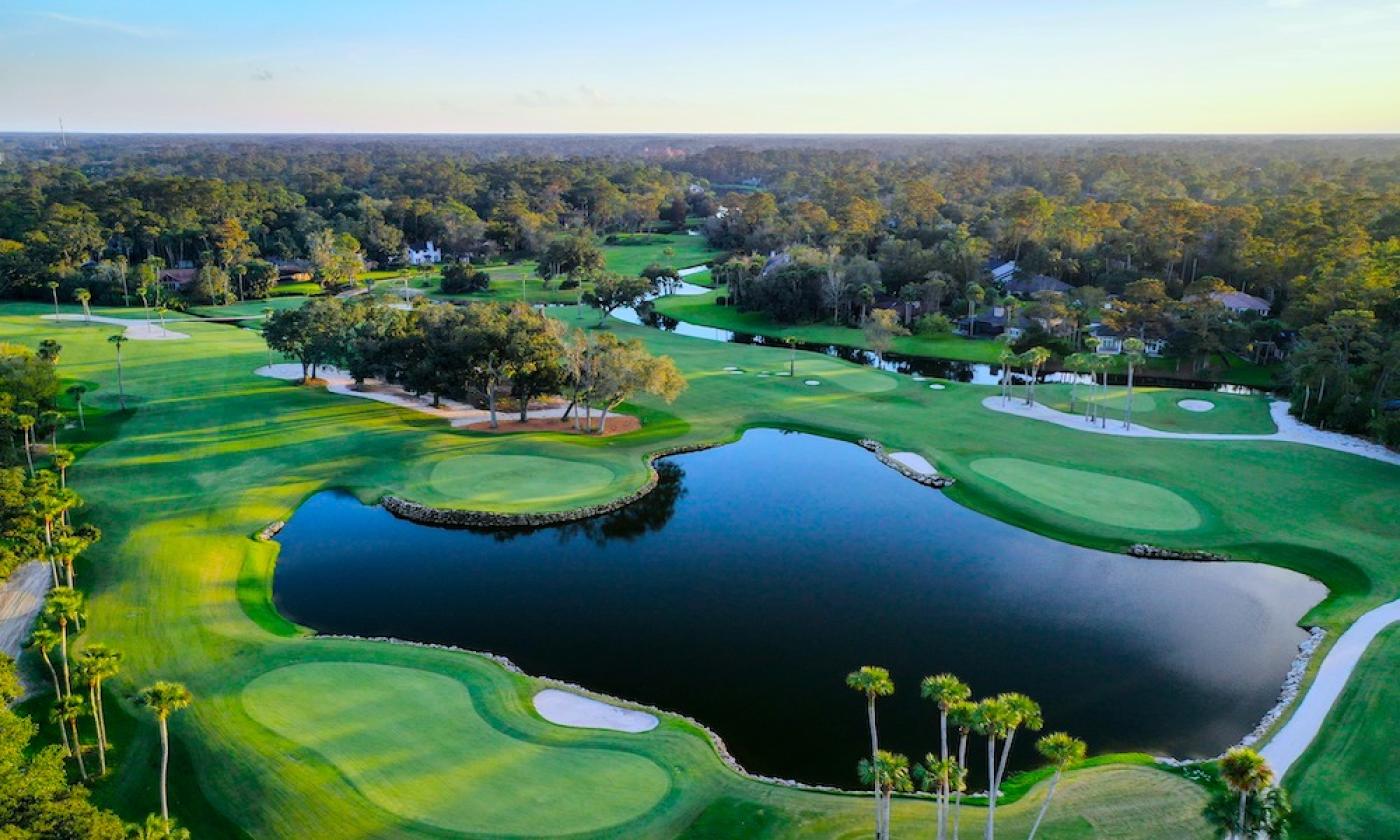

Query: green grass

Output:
[1286, 625, 1400, 839]
[242, 662, 671, 834]
[600, 232, 725, 276]
[1032, 385, 1278, 435]
[4, 298, 1395, 837]
[970, 457, 1203, 531]
[653, 290, 1004, 363]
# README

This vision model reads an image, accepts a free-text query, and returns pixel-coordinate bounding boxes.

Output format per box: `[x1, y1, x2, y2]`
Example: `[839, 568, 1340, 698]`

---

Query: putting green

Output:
[1080, 389, 1158, 412]
[970, 458, 1202, 531]
[786, 358, 895, 393]
[429, 453, 617, 507]
[241, 663, 670, 835]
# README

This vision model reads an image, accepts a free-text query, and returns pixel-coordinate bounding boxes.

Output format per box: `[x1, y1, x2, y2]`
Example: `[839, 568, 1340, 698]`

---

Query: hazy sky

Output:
[3, 0, 1399, 133]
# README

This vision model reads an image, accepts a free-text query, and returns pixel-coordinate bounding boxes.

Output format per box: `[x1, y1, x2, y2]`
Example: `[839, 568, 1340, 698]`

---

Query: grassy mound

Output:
[243, 663, 671, 834]
[970, 457, 1203, 531]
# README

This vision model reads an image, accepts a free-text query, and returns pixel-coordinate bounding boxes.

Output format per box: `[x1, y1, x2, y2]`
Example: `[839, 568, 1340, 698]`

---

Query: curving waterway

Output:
[273, 429, 1322, 787]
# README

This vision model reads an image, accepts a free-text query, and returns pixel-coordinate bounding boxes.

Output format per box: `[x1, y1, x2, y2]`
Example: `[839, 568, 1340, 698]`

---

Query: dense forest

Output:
[0, 133, 1395, 442]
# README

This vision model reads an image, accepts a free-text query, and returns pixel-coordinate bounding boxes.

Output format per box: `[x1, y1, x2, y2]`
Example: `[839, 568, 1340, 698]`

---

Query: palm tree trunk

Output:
[1237, 791, 1247, 840]
[867, 697, 881, 839]
[71, 717, 87, 779]
[76, 400, 85, 429]
[59, 623, 72, 697]
[1124, 363, 1135, 430]
[159, 717, 171, 822]
[1026, 769, 1062, 840]
[115, 352, 126, 410]
[90, 683, 107, 775]
[995, 728, 1018, 797]
[487, 388, 498, 429]
[984, 737, 998, 840]
[954, 732, 969, 840]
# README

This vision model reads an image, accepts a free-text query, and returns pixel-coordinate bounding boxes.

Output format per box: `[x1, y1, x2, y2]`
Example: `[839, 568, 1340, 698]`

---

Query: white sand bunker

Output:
[804, 379, 821, 386]
[533, 689, 658, 733]
[42, 313, 188, 340]
[888, 452, 937, 475]
[929, 383, 946, 390]
[911, 374, 926, 381]
[723, 365, 740, 371]
[1177, 399, 1215, 412]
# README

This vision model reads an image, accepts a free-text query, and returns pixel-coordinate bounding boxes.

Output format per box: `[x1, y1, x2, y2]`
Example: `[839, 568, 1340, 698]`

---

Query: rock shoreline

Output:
[1129, 543, 1228, 562]
[1240, 627, 1327, 748]
[856, 439, 955, 488]
[255, 521, 285, 541]
[381, 442, 721, 528]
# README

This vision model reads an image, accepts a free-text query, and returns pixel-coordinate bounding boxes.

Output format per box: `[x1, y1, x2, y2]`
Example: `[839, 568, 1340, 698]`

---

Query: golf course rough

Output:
[242, 663, 671, 834]
[969, 458, 1203, 531]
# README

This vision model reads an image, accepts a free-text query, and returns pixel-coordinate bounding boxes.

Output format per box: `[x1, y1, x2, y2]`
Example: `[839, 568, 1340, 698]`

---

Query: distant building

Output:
[1209, 290, 1271, 316]
[1087, 324, 1166, 357]
[157, 268, 196, 291]
[987, 259, 1018, 284]
[959, 305, 1029, 339]
[406, 241, 441, 266]
[1005, 273, 1072, 297]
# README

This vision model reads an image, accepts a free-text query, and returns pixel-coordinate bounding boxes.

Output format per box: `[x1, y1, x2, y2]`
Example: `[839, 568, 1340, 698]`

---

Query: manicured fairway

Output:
[242, 662, 671, 834]
[3, 299, 1393, 837]
[969, 458, 1203, 531]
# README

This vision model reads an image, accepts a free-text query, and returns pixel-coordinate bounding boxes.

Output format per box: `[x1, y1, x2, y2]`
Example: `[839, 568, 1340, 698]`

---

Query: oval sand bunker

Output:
[533, 689, 659, 733]
[1177, 399, 1215, 412]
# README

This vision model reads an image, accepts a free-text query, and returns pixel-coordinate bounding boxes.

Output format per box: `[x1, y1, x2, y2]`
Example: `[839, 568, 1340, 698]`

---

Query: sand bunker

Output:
[533, 689, 658, 733]
[1177, 399, 1215, 412]
[888, 452, 937, 475]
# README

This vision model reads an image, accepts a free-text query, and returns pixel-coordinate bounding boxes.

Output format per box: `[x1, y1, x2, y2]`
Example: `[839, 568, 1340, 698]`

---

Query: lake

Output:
[272, 429, 1323, 787]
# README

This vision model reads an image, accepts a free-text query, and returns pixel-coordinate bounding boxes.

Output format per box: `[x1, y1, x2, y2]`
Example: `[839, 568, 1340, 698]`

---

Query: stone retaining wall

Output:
[255, 521, 285, 542]
[381, 442, 721, 528]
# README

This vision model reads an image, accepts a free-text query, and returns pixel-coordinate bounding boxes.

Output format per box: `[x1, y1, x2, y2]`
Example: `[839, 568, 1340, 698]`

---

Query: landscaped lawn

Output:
[3, 298, 1393, 837]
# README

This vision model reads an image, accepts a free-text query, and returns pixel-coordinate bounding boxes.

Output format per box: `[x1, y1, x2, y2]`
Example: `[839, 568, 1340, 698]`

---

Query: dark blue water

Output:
[273, 430, 1322, 787]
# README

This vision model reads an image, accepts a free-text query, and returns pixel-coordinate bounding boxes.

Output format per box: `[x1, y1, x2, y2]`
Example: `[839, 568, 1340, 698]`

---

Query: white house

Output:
[406, 241, 441, 266]
[1211, 290, 1271, 316]
[1088, 324, 1166, 357]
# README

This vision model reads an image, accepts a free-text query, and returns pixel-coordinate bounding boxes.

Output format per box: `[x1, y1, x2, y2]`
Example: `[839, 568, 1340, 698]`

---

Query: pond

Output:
[272, 430, 1323, 788]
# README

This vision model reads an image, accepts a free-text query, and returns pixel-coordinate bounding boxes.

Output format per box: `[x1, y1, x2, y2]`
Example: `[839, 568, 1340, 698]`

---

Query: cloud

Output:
[39, 11, 170, 38]
[251, 69, 274, 82]
[513, 89, 570, 108]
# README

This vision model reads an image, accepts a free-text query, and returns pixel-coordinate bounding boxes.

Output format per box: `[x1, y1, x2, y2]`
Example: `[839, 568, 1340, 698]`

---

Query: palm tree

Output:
[52, 693, 88, 778]
[126, 812, 190, 840]
[40, 408, 63, 450]
[994, 693, 1043, 797]
[51, 448, 74, 488]
[858, 750, 912, 840]
[1021, 347, 1052, 407]
[74, 287, 92, 321]
[109, 334, 129, 410]
[126, 814, 192, 840]
[43, 586, 84, 697]
[917, 755, 962, 840]
[997, 345, 1018, 406]
[17, 414, 36, 475]
[67, 384, 88, 430]
[947, 700, 978, 840]
[1026, 732, 1086, 840]
[1121, 337, 1146, 430]
[28, 627, 72, 755]
[140, 681, 193, 824]
[783, 335, 798, 376]
[922, 673, 971, 840]
[847, 666, 896, 837]
[137, 282, 153, 325]
[973, 697, 1016, 840]
[78, 645, 121, 775]
[47, 281, 61, 319]
[1219, 747, 1274, 840]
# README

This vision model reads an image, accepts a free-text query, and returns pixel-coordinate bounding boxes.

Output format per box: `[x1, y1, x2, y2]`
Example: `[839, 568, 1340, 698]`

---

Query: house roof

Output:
[1006, 273, 1071, 296]
[1212, 290, 1271, 312]
[158, 268, 196, 286]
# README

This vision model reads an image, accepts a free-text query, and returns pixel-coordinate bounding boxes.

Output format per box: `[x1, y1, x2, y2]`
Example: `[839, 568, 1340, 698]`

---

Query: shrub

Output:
[559, 278, 580, 290]
[441, 263, 489, 294]
[915, 313, 954, 336]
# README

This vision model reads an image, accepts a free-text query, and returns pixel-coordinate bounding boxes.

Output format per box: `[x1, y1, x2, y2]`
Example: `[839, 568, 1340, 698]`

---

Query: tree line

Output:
[263, 298, 685, 431]
[0, 337, 195, 838]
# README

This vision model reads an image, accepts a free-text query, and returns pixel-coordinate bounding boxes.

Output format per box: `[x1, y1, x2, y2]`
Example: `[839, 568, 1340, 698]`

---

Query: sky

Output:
[2, 0, 1399, 134]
